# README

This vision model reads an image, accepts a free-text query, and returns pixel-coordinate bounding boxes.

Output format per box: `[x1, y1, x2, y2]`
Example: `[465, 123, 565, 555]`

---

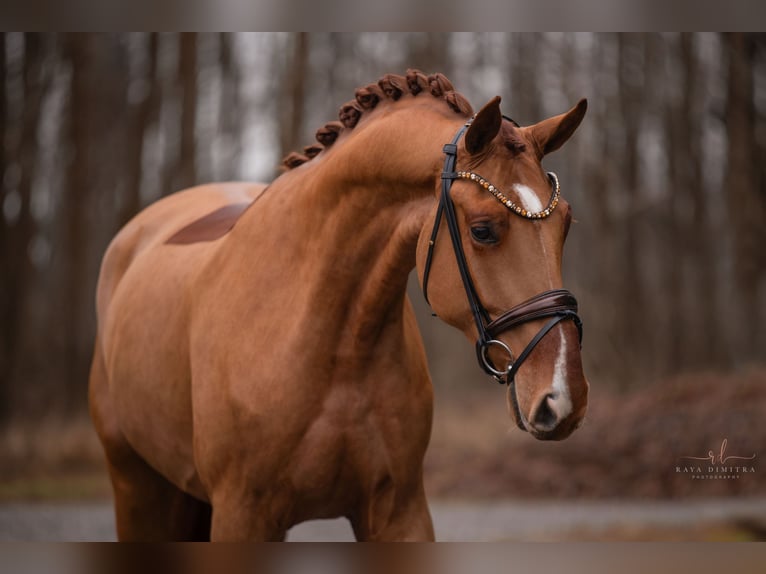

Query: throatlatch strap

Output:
[420, 201, 443, 307]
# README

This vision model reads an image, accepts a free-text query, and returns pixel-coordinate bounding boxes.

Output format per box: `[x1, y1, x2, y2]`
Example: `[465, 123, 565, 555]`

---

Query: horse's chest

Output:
[243, 389, 428, 521]
[287, 398, 398, 491]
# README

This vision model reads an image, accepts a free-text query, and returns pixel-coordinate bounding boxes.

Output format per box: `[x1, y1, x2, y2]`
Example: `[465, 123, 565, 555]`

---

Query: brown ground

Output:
[1, 368, 764, 502]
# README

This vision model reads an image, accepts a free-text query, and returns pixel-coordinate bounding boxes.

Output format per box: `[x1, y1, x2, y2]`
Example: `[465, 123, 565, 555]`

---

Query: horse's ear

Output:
[465, 96, 502, 155]
[527, 99, 587, 157]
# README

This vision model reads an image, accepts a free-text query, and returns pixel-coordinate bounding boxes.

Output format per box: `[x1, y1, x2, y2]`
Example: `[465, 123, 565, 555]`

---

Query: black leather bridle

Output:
[421, 117, 583, 430]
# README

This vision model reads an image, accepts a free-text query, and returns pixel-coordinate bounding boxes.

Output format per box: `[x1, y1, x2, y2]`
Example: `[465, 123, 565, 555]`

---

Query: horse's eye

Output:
[470, 225, 496, 244]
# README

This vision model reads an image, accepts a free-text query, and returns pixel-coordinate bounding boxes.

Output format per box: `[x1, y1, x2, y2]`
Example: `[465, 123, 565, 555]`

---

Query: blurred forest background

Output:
[0, 33, 764, 501]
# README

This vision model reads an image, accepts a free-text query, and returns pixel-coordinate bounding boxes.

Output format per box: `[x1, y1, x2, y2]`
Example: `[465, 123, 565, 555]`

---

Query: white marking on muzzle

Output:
[552, 327, 573, 419]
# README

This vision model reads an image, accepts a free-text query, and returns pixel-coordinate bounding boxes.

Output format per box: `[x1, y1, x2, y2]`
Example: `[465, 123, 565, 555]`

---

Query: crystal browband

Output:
[455, 170, 560, 219]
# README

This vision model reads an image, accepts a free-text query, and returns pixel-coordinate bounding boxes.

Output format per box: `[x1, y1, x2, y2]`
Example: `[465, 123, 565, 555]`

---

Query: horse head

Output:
[417, 95, 589, 440]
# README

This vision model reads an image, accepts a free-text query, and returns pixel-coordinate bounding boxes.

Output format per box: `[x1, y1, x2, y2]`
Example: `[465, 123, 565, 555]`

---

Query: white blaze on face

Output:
[512, 183, 544, 214]
[552, 326, 573, 419]
[514, 181, 570, 414]
[513, 182, 555, 288]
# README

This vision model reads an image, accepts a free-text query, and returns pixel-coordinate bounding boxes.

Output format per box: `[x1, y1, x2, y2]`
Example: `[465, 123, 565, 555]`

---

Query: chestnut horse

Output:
[89, 70, 589, 541]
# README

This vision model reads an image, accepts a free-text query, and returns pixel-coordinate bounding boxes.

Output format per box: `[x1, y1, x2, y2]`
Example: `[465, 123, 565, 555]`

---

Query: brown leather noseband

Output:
[421, 117, 583, 430]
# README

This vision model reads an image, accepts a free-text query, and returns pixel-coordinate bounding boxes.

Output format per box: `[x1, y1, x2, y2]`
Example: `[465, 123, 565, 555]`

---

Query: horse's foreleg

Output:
[105, 447, 212, 541]
[208, 491, 287, 542]
[351, 481, 435, 541]
[89, 339, 212, 541]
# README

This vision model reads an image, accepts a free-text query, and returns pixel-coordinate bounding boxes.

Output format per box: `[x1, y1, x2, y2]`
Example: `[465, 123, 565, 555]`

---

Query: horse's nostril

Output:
[532, 394, 559, 431]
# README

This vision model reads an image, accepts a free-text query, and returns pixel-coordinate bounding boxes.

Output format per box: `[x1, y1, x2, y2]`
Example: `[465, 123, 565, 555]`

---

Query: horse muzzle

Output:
[474, 289, 583, 431]
[516, 380, 588, 441]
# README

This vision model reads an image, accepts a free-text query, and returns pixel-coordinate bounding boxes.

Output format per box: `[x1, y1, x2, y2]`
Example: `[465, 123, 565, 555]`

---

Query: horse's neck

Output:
[314, 184, 433, 348]
[314, 102, 461, 197]
[232, 107, 459, 355]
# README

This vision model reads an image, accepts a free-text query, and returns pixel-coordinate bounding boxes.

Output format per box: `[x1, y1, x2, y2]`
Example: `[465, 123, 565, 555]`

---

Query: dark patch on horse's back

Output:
[166, 202, 251, 245]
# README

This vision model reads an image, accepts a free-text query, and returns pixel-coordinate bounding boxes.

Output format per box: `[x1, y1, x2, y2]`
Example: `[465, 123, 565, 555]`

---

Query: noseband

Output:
[421, 117, 583, 431]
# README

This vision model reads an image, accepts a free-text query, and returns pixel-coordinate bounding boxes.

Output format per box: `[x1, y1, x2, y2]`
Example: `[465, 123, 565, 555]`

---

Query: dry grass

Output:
[0, 416, 103, 475]
[0, 416, 109, 500]
[426, 367, 766, 500]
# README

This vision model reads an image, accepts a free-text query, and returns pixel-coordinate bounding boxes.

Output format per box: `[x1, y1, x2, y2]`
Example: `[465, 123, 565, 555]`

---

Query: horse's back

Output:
[96, 182, 266, 313]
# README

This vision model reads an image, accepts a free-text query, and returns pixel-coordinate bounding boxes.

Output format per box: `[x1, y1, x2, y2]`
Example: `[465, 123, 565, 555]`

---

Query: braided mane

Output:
[281, 69, 474, 170]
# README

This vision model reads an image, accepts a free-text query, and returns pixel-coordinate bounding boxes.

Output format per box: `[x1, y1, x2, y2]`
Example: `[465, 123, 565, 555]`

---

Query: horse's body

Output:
[90, 71, 588, 541]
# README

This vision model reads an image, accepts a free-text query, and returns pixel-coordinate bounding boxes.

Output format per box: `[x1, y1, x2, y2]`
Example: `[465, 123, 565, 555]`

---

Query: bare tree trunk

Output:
[662, 35, 685, 373]
[177, 32, 198, 190]
[0, 33, 7, 422]
[0, 33, 10, 424]
[723, 33, 761, 363]
[61, 34, 92, 415]
[407, 33, 450, 75]
[120, 33, 160, 227]
[617, 34, 647, 375]
[279, 32, 309, 160]
[509, 33, 542, 123]
[582, 34, 624, 383]
[161, 33, 198, 195]
[664, 40, 686, 375]
[0, 34, 47, 423]
[753, 35, 766, 358]
[680, 34, 724, 368]
[219, 33, 242, 179]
